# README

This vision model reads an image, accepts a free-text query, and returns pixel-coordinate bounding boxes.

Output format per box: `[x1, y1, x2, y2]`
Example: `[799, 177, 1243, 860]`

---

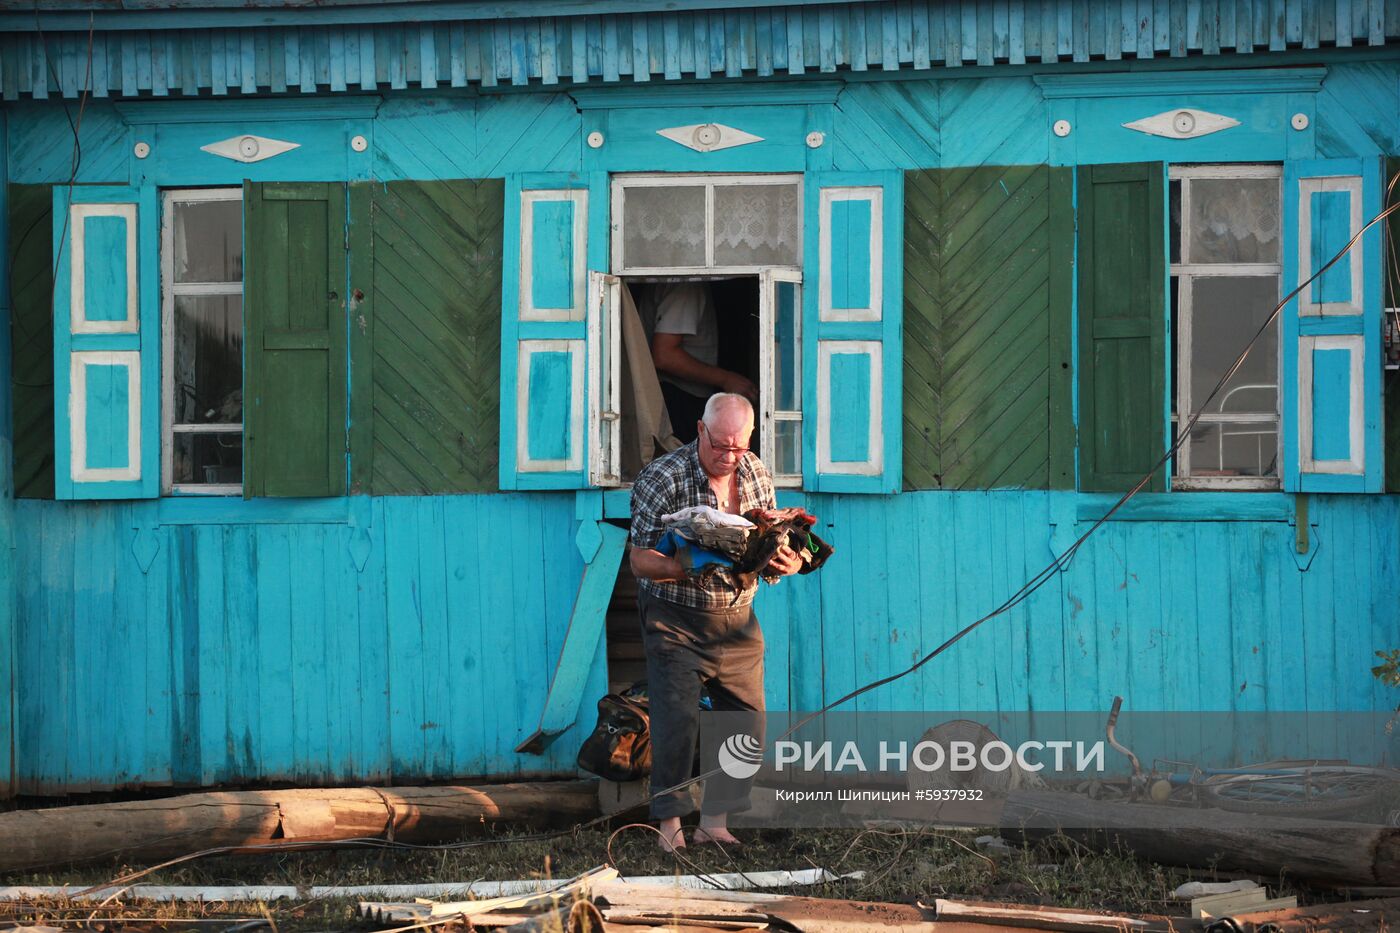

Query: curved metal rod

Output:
[1105, 695, 1142, 778]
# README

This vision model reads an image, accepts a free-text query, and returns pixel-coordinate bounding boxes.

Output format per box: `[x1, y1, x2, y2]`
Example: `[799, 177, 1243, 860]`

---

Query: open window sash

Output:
[500, 174, 605, 490]
[52, 185, 160, 500]
[802, 171, 903, 493]
[1281, 158, 1384, 493]
[760, 268, 803, 487]
[588, 271, 622, 487]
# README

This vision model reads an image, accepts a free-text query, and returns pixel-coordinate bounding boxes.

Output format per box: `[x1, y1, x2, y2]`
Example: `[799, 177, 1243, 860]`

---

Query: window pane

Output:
[174, 295, 243, 424]
[173, 198, 243, 283]
[713, 183, 801, 266]
[173, 432, 243, 485]
[774, 280, 800, 410]
[1187, 420, 1278, 477]
[1188, 276, 1278, 416]
[621, 185, 707, 268]
[775, 420, 800, 477]
[1186, 177, 1280, 264]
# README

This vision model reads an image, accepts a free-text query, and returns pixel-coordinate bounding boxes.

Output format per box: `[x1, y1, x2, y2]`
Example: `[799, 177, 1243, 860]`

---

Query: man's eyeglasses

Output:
[700, 424, 750, 457]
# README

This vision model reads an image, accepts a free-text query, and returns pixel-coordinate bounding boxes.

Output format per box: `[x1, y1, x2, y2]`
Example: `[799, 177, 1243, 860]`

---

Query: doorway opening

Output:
[615, 276, 761, 485]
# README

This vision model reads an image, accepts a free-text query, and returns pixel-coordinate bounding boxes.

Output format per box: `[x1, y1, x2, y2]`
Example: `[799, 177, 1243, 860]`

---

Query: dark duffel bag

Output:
[577, 692, 652, 782]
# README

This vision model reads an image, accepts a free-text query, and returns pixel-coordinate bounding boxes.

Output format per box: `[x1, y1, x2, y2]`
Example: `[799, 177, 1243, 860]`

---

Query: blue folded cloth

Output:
[655, 529, 734, 573]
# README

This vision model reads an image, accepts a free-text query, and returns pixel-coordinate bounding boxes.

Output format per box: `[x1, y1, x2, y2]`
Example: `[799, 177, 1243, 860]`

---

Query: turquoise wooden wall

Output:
[5, 51, 1400, 790]
[11, 490, 1397, 792]
[12, 495, 603, 793]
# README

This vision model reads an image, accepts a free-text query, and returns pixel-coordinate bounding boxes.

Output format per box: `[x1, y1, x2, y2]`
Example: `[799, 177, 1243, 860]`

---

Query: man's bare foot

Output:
[693, 815, 741, 846]
[657, 817, 686, 852]
[691, 826, 742, 846]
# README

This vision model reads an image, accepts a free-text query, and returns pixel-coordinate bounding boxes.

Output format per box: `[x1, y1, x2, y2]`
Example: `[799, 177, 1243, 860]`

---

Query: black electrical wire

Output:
[76, 173, 1400, 897]
[8, 7, 94, 390]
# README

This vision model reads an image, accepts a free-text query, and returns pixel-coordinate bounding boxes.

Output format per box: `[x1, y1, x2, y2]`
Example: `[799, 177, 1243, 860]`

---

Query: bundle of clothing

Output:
[654, 505, 835, 592]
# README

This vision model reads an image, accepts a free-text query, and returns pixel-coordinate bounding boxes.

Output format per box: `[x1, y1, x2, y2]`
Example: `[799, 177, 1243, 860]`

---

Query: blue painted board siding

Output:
[83, 364, 130, 471]
[6, 0, 1400, 99]
[1311, 346, 1354, 460]
[12, 490, 1399, 792]
[1311, 189, 1355, 303]
[531, 200, 576, 310]
[828, 351, 873, 462]
[12, 494, 603, 792]
[829, 198, 873, 310]
[527, 350, 573, 462]
[82, 216, 129, 322]
[6, 61, 1400, 186]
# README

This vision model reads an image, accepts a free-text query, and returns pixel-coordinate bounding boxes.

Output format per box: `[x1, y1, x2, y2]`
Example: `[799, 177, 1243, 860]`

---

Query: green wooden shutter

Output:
[901, 165, 1075, 491]
[347, 179, 504, 495]
[9, 184, 55, 498]
[1076, 163, 1167, 492]
[244, 182, 347, 498]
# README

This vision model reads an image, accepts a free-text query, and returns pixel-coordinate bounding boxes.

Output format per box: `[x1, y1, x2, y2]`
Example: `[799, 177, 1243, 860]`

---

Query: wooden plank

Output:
[251, 524, 292, 777]
[192, 524, 228, 785]
[1047, 168, 1075, 490]
[348, 184, 374, 494]
[517, 521, 626, 752]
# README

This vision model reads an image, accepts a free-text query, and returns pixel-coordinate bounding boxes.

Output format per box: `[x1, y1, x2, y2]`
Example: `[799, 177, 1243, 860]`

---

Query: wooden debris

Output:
[360, 866, 617, 925]
[362, 871, 935, 932]
[1002, 790, 1400, 884]
[1205, 895, 1400, 933]
[0, 781, 599, 873]
[0, 869, 854, 904]
[1171, 880, 1259, 899]
[1188, 887, 1295, 921]
[931, 899, 1176, 931]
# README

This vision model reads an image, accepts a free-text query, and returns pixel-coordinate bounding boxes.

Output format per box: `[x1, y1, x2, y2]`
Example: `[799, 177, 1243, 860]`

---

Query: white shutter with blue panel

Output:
[53, 186, 159, 499]
[500, 174, 606, 490]
[1281, 159, 1384, 493]
[802, 172, 903, 494]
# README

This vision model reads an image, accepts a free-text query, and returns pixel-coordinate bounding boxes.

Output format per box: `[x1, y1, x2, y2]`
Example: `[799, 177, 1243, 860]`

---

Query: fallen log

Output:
[1001, 790, 1400, 885]
[0, 780, 598, 873]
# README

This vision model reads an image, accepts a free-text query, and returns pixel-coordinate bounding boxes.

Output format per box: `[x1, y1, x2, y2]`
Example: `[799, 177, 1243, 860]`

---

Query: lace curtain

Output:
[1186, 177, 1280, 264]
[713, 183, 801, 265]
[620, 181, 801, 269]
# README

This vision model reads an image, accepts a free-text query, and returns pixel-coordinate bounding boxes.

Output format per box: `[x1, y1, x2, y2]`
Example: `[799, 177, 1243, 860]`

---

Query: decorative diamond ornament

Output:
[656, 123, 764, 153]
[1122, 109, 1240, 139]
[200, 134, 301, 163]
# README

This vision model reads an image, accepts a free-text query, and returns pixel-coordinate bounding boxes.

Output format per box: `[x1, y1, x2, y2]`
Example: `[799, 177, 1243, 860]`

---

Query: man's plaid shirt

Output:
[629, 440, 776, 609]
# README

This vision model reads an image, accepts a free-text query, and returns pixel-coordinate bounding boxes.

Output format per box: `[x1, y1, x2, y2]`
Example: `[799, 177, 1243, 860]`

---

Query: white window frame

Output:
[1169, 164, 1283, 491]
[160, 187, 244, 496]
[610, 173, 804, 276]
[760, 268, 803, 487]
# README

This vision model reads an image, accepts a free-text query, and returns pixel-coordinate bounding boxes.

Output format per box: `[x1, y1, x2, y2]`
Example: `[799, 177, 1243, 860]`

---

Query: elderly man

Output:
[629, 393, 804, 851]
